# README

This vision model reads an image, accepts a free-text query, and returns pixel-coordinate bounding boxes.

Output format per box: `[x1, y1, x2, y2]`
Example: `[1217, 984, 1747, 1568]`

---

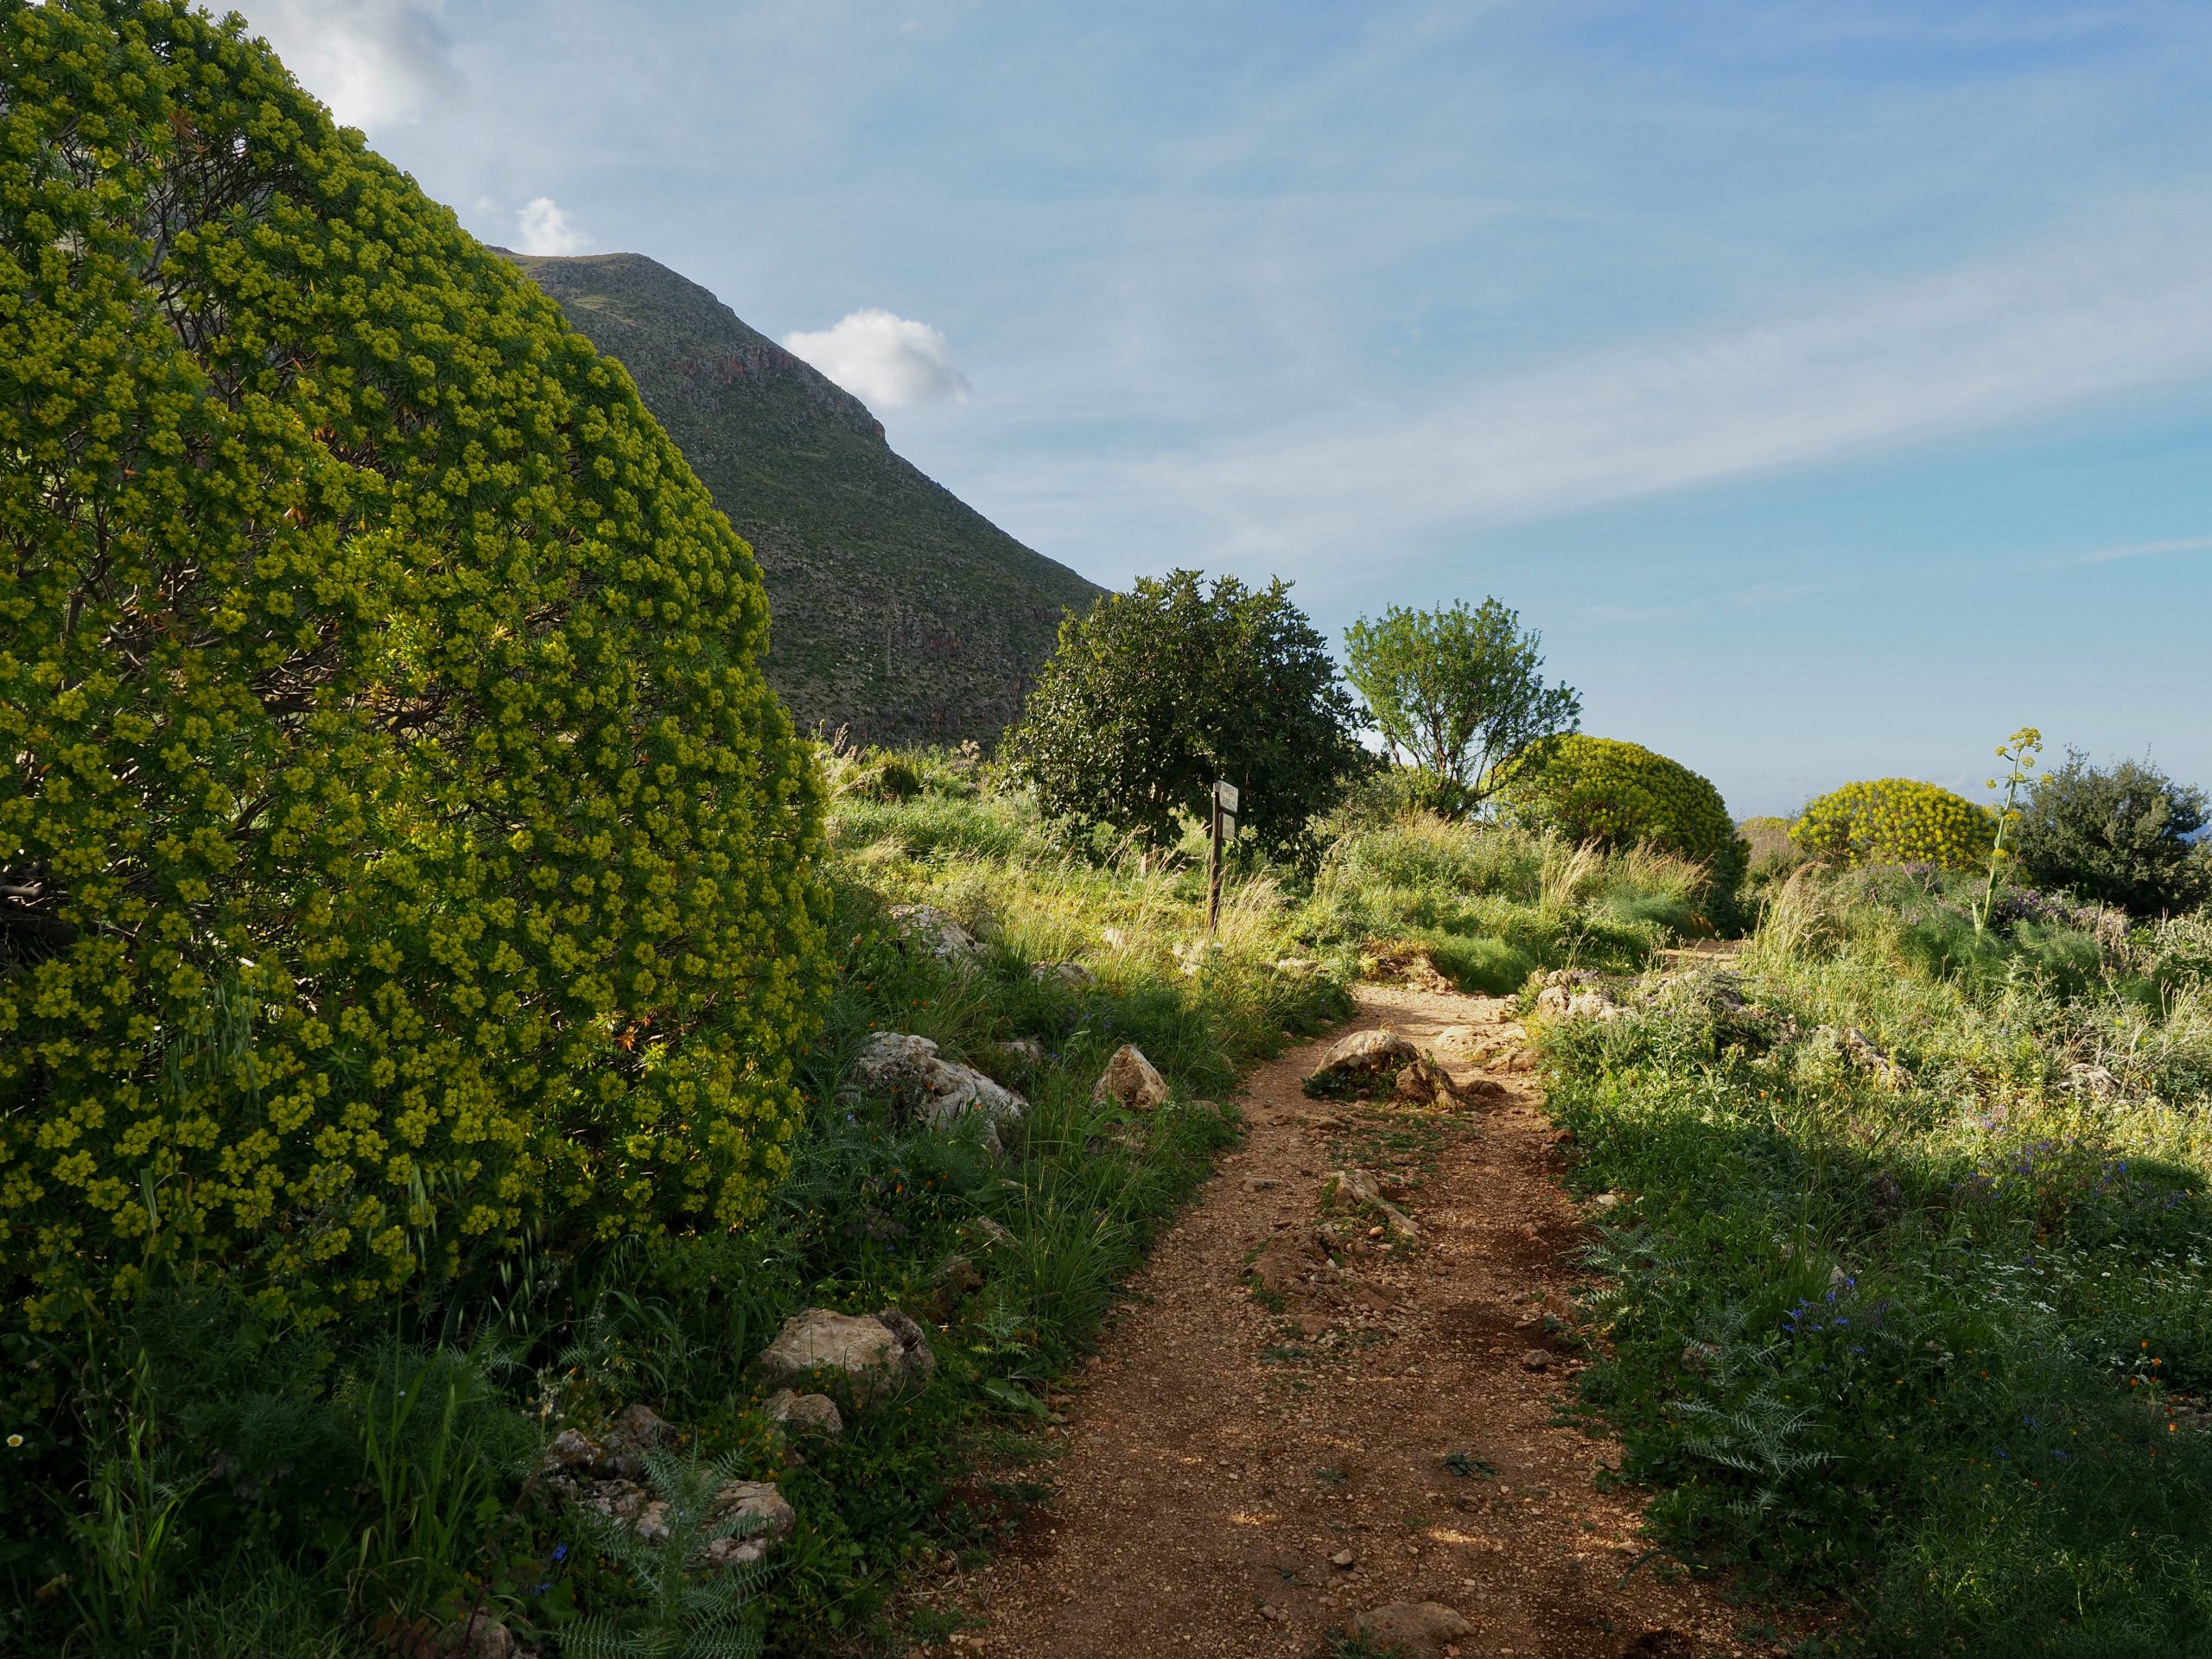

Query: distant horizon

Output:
[234, 2, 2212, 818]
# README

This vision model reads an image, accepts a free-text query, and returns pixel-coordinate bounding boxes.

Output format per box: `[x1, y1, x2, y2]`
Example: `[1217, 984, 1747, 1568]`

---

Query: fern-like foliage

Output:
[560, 1448, 770, 1659]
[1669, 1338, 1835, 1527]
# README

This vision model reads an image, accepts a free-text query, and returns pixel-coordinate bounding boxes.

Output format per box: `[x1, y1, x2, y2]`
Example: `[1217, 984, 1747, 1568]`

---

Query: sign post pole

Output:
[1208, 780, 1239, 935]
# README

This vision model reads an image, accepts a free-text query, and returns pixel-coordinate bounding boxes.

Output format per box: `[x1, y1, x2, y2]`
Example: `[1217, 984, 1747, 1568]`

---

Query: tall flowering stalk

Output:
[1974, 728, 2043, 935]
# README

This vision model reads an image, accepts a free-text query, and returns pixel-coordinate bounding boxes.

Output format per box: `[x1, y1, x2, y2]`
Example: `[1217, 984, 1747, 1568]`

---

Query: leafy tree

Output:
[1342, 599, 1580, 817]
[2014, 752, 2209, 918]
[0, 0, 830, 1338]
[1001, 571, 1363, 863]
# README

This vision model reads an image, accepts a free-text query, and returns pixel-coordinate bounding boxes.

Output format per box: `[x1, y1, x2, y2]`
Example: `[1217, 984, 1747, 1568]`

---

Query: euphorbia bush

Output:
[1790, 779, 1995, 874]
[1498, 735, 1747, 895]
[0, 1, 830, 1343]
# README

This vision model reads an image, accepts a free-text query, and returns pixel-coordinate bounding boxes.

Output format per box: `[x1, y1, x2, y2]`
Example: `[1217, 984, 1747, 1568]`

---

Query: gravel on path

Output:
[925, 982, 1774, 1658]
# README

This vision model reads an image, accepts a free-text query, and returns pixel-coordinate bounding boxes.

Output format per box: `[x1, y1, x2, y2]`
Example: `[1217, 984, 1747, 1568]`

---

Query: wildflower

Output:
[5, 1434, 21, 1449]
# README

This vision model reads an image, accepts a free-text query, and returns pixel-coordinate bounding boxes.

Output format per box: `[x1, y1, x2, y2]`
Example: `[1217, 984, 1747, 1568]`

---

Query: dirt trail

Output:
[938, 982, 1762, 1658]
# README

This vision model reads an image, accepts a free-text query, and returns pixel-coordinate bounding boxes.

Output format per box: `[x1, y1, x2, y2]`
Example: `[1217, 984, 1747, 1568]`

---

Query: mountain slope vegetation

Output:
[505, 251, 1101, 745]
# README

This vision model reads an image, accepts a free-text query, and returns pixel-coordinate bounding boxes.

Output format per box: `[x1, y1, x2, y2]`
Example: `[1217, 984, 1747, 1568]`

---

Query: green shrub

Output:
[0, 3, 830, 1339]
[1790, 778, 1995, 872]
[2013, 752, 2209, 918]
[841, 747, 925, 804]
[1000, 570, 1365, 865]
[1497, 736, 1747, 895]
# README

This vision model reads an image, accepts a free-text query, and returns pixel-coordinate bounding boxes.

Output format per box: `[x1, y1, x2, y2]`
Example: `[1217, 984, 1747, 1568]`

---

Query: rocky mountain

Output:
[502, 251, 1101, 746]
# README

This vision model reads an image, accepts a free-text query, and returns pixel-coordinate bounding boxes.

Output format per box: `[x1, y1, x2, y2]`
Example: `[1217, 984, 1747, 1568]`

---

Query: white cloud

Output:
[238, 0, 461, 130]
[515, 197, 591, 257]
[783, 310, 972, 410]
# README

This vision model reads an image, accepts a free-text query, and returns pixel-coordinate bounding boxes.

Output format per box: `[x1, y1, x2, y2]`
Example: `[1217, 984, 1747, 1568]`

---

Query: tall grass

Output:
[1307, 815, 1711, 991]
[1547, 863, 2212, 1654]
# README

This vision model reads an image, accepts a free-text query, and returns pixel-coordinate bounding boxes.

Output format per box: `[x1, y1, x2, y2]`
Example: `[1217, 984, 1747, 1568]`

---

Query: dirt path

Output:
[936, 982, 1764, 1658]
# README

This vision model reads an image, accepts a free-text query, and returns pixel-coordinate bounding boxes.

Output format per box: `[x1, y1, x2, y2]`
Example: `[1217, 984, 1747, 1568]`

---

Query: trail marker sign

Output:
[1208, 779, 1241, 932]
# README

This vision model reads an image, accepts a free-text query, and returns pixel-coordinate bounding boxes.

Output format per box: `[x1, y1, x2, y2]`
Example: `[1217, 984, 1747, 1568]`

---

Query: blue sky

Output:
[238, 1, 2212, 815]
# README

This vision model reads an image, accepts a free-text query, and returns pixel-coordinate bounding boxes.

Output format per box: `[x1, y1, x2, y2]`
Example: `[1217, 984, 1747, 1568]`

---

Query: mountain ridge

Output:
[500, 249, 1101, 745]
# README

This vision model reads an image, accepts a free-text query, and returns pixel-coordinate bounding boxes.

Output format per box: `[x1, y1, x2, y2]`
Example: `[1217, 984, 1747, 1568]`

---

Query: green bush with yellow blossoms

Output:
[0, 0, 830, 1351]
[1789, 776, 1996, 872]
[1495, 734, 1749, 898]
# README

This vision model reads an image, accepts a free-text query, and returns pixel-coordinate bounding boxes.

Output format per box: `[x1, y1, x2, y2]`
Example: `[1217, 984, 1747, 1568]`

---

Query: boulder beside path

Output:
[1093, 1042, 1169, 1112]
[757, 1306, 937, 1402]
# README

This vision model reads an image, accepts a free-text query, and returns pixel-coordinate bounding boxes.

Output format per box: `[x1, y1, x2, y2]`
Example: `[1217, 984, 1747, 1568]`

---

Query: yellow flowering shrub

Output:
[1498, 735, 1747, 893]
[0, 2, 830, 1333]
[1790, 779, 1995, 873]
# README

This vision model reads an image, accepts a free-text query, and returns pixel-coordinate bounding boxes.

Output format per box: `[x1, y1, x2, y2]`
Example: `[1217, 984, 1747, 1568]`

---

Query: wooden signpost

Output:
[1208, 779, 1238, 934]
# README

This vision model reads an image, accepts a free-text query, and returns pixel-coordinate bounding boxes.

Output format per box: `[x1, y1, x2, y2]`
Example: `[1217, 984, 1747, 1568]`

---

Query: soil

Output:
[919, 982, 1778, 1658]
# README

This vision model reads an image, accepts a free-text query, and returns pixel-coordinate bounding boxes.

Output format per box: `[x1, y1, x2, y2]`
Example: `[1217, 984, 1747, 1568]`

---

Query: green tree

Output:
[1001, 571, 1363, 863]
[2014, 751, 2209, 918]
[1342, 599, 1580, 817]
[0, 0, 830, 1337]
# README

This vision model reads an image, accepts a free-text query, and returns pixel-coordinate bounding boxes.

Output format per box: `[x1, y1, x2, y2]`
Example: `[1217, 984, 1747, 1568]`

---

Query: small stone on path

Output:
[1306, 1027, 1419, 1095]
[1354, 1600, 1475, 1655]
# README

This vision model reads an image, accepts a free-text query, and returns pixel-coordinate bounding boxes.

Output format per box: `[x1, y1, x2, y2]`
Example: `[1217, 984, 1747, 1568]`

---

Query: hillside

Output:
[500, 251, 1101, 746]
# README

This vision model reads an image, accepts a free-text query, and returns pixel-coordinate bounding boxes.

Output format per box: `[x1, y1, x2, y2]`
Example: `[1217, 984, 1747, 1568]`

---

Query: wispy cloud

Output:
[2041, 533, 2212, 568]
[238, 0, 461, 130]
[985, 211, 2212, 579]
[515, 196, 590, 256]
[785, 310, 972, 410]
